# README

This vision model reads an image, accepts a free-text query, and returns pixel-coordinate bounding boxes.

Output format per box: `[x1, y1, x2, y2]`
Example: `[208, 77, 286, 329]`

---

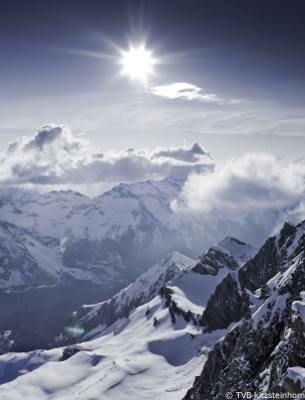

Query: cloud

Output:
[0, 125, 213, 190]
[173, 153, 305, 219]
[70, 143, 213, 185]
[150, 82, 241, 104]
[2, 125, 89, 185]
[151, 142, 213, 163]
[24, 125, 82, 152]
[293, 156, 305, 164]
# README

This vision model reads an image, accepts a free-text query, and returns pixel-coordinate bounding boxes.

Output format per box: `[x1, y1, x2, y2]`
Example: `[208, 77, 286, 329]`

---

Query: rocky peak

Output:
[183, 221, 305, 399]
[278, 221, 297, 250]
[192, 236, 257, 276]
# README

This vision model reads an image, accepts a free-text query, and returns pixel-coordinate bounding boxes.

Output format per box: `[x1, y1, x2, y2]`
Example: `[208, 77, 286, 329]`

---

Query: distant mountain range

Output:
[0, 176, 279, 290]
[0, 176, 280, 351]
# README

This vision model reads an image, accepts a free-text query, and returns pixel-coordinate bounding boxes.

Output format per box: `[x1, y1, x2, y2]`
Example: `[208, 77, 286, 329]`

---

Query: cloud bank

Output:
[0, 124, 213, 189]
[4, 124, 305, 230]
[173, 152, 305, 229]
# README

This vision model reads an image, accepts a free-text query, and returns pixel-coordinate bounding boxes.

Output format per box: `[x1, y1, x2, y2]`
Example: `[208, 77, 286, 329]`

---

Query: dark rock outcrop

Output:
[200, 273, 244, 330]
[183, 222, 305, 399]
[59, 347, 81, 361]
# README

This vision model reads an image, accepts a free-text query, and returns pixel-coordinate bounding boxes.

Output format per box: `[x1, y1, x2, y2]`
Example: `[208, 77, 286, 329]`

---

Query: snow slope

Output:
[0, 297, 226, 400]
[166, 237, 258, 316]
[50, 251, 196, 346]
[0, 236, 256, 399]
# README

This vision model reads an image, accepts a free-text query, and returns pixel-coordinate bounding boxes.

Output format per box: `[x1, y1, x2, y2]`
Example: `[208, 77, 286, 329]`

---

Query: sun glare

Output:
[120, 45, 156, 81]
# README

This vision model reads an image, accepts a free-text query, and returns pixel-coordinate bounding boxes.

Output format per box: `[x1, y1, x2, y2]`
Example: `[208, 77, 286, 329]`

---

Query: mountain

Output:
[0, 178, 192, 287]
[183, 221, 305, 398]
[0, 176, 277, 351]
[0, 176, 279, 290]
[0, 236, 257, 399]
[48, 251, 196, 347]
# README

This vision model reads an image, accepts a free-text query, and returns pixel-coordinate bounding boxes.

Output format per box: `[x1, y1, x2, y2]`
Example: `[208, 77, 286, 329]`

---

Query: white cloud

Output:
[172, 153, 305, 222]
[3, 124, 90, 184]
[0, 125, 213, 190]
[150, 82, 241, 104]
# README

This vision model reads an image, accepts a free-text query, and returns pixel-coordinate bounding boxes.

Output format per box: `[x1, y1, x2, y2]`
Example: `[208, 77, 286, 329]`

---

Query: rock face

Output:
[200, 273, 244, 331]
[183, 221, 305, 399]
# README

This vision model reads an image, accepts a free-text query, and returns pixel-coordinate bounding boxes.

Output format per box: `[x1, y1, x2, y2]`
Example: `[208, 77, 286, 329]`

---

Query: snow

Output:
[247, 289, 264, 314]
[2, 185, 304, 398]
[0, 238, 244, 400]
[0, 292, 228, 400]
[215, 237, 258, 267]
[168, 267, 230, 314]
[292, 291, 305, 324]
[167, 237, 257, 314]
[252, 292, 291, 330]
[0, 349, 61, 385]
[0, 177, 264, 290]
[6, 270, 26, 287]
[0, 179, 185, 243]
[71, 251, 196, 338]
[285, 367, 305, 388]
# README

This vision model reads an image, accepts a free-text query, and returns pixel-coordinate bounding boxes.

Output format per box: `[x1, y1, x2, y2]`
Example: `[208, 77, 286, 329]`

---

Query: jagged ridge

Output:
[183, 221, 305, 399]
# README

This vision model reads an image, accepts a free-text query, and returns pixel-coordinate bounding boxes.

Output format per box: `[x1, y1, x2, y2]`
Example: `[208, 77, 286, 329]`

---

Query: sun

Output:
[120, 44, 156, 82]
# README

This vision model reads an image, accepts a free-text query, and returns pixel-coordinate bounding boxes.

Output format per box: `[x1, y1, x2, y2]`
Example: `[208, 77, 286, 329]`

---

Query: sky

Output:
[1, 0, 305, 213]
[1, 1, 305, 144]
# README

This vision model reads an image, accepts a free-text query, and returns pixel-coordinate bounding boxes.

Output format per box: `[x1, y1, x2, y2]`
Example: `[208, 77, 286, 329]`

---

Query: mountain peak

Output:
[48, 190, 85, 197]
[214, 236, 258, 268]
[160, 251, 195, 268]
[192, 237, 258, 277]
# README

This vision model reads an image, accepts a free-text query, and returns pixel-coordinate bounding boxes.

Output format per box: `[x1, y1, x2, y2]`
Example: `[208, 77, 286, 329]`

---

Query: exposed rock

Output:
[183, 223, 305, 399]
[200, 273, 244, 331]
[238, 236, 279, 292]
[59, 347, 81, 361]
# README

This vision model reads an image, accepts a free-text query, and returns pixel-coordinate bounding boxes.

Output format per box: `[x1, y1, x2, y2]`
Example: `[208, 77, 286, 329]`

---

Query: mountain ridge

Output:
[183, 220, 305, 399]
[0, 234, 257, 399]
[2, 221, 305, 399]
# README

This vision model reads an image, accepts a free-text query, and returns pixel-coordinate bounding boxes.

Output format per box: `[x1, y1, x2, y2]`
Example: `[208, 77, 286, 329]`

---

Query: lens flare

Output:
[120, 44, 156, 81]
[64, 326, 85, 337]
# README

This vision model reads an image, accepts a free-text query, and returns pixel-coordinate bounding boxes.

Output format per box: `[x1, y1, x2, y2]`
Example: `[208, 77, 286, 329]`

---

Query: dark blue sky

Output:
[1, 0, 305, 156]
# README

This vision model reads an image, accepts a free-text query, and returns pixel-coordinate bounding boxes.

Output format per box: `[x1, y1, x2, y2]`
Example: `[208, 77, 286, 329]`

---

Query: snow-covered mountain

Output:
[0, 178, 191, 288]
[48, 237, 257, 349]
[0, 175, 277, 351]
[49, 251, 196, 347]
[0, 236, 258, 399]
[3, 220, 305, 399]
[0, 176, 278, 290]
[184, 221, 305, 398]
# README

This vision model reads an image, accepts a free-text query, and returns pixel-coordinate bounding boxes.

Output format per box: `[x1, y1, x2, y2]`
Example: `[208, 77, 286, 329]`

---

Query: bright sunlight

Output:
[120, 44, 156, 81]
